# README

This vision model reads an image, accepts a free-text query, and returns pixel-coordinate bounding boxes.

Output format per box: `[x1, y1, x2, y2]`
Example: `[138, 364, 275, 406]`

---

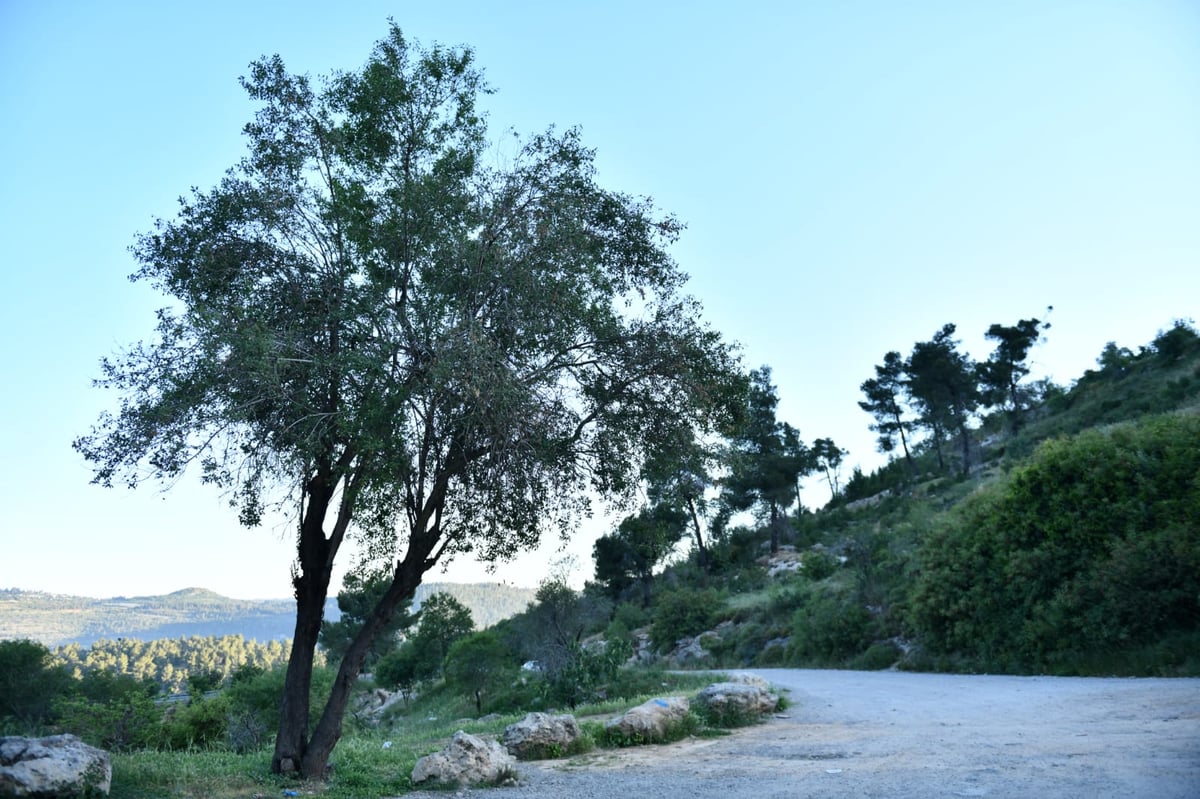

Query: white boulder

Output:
[0, 734, 112, 797]
[604, 696, 691, 743]
[501, 712, 581, 760]
[693, 681, 779, 725]
[410, 731, 517, 788]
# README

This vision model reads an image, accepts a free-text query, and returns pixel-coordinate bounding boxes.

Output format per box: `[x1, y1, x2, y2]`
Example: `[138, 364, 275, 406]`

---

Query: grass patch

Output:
[111, 749, 276, 799]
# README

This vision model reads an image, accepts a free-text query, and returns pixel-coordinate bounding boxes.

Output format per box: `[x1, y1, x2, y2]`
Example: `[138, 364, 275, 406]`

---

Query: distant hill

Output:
[0, 582, 535, 647]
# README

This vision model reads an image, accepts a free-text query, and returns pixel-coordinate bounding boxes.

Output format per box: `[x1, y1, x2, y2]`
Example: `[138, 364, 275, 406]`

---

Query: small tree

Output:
[1152, 319, 1200, 363]
[372, 645, 421, 700]
[509, 579, 610, 699]
[592, 502, 686, 603]
[0, 640, 74, 731]
[639, 428, 727, 571]
[409, 592, 474, 678]
[443, 631, 515, 715]
[810, 437, 848, 501]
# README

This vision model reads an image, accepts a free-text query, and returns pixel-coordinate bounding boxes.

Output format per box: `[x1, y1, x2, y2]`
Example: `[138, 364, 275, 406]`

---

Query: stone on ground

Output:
[410, 730, 517, 788]
[604, 696, 691, 743]
[693, 681, 779, 725]
[501, 712, 581, 760]
[0, 734, 112, 797]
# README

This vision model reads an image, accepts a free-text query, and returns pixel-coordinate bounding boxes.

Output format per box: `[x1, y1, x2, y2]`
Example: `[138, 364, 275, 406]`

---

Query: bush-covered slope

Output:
[909, 412, 1200, 674]
[640, 327, 1200, 677]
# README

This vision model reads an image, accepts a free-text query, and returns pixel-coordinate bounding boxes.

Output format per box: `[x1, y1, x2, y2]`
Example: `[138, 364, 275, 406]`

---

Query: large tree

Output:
[639, 427, 727, 570]
[858, 350, 916, 475]
[977, 314, 1049, 433]
[718, 367, 809, 553]
[74, 27, 740, 777]
[906, 324, 979, 475]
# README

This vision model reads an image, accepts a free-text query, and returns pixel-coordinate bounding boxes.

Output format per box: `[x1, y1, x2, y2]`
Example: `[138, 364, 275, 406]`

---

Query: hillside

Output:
[0, 582, 535, 647]
[645, 323, 1200, 676]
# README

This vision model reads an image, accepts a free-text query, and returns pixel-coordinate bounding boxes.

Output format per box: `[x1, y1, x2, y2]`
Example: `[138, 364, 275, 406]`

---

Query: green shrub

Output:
[610, 601, 650, 632]
[799, 549, 839, 581]
[163, 693, 232, 750]
[848, 641, 902, 671]
[55, 672, 162, 751]
[788, 590, 876, 664]
[0, 639, 74, 731]
[650, 588, 721, 652]
[542, 638, 633, 709]
[224, 664, 336, 742]
[443, 631, 518, 714]
[908, 413, 1200, 673]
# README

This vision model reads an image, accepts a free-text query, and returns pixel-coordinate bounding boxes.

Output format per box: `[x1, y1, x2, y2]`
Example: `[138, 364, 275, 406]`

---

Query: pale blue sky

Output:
[2, 1, 1197, 599]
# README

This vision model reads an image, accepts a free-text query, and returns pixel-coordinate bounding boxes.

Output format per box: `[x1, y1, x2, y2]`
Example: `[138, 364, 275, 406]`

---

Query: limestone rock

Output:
[726, 672, 773, 690]
[0, 734, 112, 797]
[501, 712, 581, 760]
[604, 696, 690, 743]
[693, 681, 779, 726]
[410, 731, 517, 788]
[670, 635, 714, 667]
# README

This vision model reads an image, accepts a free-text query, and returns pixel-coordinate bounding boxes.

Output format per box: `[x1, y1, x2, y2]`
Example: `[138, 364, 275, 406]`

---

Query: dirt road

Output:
[421, 669, 1200, 798]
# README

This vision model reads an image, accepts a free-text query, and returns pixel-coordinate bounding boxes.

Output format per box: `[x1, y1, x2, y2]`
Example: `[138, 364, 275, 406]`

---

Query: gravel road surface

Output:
[407, 668, 1200, 798]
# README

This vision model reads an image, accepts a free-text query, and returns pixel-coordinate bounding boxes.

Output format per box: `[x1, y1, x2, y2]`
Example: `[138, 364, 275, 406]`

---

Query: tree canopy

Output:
[75, 25, 741, 777]
[718, 367, 809, 552]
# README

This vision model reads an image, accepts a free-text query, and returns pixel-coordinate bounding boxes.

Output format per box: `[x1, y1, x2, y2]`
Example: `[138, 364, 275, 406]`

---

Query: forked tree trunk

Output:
[300, 556, 429, 777]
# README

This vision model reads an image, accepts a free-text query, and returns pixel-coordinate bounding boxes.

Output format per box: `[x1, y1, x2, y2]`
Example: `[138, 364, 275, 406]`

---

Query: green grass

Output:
[108, 669, 735, 798]
[111, 749, 277, 799]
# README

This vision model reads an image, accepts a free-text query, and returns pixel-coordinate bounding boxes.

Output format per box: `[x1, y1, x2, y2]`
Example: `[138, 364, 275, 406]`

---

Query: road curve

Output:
[406, 668, 1200, 798]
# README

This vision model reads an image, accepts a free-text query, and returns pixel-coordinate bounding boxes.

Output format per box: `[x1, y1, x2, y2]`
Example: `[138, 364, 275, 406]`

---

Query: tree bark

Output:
[300, 562, 422, 776]
[685, 497, 708, 571]
[272, 533, 332, 772]
[272, 476, 338, 775]
[769, 501, 780, 554]
[298, 534, 440, 778]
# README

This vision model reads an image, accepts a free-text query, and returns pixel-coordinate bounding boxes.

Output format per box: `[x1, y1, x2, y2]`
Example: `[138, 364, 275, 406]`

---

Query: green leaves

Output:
[78, 23, 741, 774]
[908, 413, 1200, 672]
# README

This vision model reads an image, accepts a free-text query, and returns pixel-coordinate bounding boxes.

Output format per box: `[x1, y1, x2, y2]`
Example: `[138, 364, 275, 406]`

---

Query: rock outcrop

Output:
[0, 734, 112, 797]
[410, 731, 517, 788]
[693, 681, 780, 726]
[604, 696, 691, 743]
[501, 712, 581, 760]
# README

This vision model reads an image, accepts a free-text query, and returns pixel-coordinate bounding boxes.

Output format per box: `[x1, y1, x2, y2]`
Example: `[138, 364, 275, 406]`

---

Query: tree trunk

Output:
[273, 480, 337, 775]
[299, 548, 433, 777]
[769, 501, 780, 554]
[685, 497, 708, 571]
[272, 553, 332, 773]
[894, 411, 917, 477]
[957, 421, 972, 476]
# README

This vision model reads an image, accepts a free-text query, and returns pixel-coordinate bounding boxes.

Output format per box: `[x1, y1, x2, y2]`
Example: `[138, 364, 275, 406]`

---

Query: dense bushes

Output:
[650, 588, 721, 652]
[0, 641, 342, 753]
[0, 639, 74, 731]
[909, 413, 1200, 674]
